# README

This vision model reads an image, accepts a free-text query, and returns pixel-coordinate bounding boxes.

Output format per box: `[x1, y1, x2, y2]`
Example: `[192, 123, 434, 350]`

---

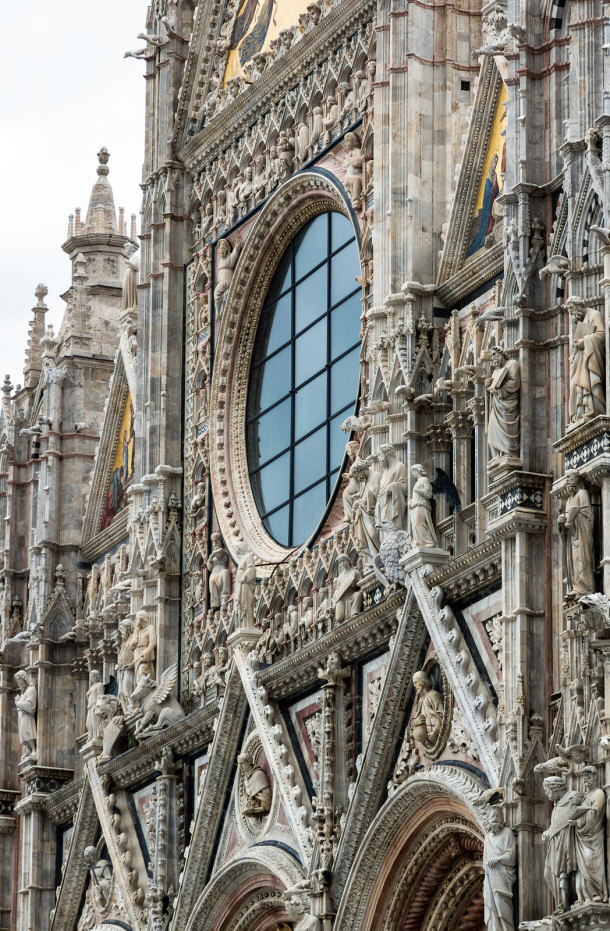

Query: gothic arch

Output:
[184, 849, 303, 931]
[334, 766, 487, 931]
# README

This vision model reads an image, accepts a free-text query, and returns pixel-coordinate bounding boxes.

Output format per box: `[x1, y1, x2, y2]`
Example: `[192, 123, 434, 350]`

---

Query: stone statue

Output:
[83, 845, 113, 910]
[206, 532, 232, 608]
[483, 806, 516, 931]
[128, 611, 157, 682]
[409, 464, 438, 548]
[343, 132, 363, 206]
[116, 618, 135, 713]
[213, 238, 241, 317]
[376, 443, 408, 531]
[486, 346, 520, 459]
[121, 243, 139, 311]
[237, 751, 271, 816]
[284, 878, 321, 931]
[411, 670, 443, 745]
[569, 299, 605, 424]
[85, 670, 105, 740]
[333, 554, 363, 623]
[542, 775, 583, 912]
[299, 596, 315, 641]
[14, 670, 37, 761]
[349, 459, 380, 565]
[558, 471, 595, 595]
[234, 540, 256, 627]
[572, 766, 607, 904]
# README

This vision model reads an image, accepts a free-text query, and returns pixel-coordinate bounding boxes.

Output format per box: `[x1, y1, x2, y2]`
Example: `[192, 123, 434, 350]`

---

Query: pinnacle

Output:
[83, 147, 117, 234]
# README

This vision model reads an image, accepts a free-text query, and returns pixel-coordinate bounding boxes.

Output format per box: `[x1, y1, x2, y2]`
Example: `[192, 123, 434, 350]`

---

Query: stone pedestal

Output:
[401, 546, 450, 576]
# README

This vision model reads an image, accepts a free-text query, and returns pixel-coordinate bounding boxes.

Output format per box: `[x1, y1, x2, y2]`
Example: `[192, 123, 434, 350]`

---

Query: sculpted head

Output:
[14, 670, 29, 692]
[84, 846, 97, 868]
[413, 670, 432, 693]
[543, 775, 567, 803]
[582, 765, 598, 792]
[565, 470, 581, 495]
[377, 443, 396, 466]
[488, 806, 504, 834]
[489, 345, 508, 367]
[218, 239, 230, 258]
[411, 463, 426, 479]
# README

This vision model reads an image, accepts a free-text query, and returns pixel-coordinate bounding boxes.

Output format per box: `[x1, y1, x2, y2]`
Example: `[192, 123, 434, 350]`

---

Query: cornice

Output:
[98, 701, 218, 788]
[425, 537, 502, 601]
[258, 590, 405, 700]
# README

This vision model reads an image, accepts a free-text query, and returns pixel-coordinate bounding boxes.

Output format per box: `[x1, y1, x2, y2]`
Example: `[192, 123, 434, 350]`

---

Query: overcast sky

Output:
[0, 0, 148, 385]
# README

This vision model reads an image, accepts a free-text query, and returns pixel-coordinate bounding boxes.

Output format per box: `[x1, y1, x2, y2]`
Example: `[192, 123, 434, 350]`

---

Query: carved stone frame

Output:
[419, 655, 452, 761]
[209, 170, 360, 565]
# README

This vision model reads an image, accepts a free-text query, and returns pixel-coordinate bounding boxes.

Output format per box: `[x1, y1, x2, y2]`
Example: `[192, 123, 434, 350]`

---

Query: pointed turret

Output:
[83, 147, 117, 234]
[23, 284, 48, 388]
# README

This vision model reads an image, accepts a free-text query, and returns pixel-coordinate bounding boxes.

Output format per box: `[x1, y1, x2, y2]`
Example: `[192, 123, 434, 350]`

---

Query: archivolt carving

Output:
[209, 170, 361, 564]
[184, 849, 304, 931]
[334, 765, 487, 931]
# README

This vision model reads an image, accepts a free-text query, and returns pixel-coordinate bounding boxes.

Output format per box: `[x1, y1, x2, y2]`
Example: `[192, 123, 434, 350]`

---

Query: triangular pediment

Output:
[81, 353, 136, 561]
[437, 57, 507, 305]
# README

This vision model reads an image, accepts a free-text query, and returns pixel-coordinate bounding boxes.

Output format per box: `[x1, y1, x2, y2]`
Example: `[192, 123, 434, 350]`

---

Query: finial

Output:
[2, 375, 12, 397]
[97, 147, 110, 176]
[34, 283, 48, 306]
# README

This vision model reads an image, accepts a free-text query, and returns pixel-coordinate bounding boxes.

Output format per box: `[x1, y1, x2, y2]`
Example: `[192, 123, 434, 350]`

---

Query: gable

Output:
[81, 353, 134, 561]
[437, 57, 507, 305]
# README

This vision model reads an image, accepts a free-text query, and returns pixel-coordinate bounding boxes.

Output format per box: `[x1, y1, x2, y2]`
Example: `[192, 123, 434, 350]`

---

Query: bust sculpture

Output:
[237, 752, 271, 817]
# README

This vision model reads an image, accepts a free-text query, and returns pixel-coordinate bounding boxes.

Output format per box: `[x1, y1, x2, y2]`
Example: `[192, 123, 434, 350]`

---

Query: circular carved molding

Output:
[209, 171, 359, 567]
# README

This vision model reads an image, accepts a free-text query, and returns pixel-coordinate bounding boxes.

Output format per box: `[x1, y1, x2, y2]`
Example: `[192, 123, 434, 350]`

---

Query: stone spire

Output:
[23, 284, 49, 388]
[83, 147, 117, 234]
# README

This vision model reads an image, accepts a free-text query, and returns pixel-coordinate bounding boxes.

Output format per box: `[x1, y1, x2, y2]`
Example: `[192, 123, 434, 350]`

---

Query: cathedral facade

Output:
[1, 1, 609, 929]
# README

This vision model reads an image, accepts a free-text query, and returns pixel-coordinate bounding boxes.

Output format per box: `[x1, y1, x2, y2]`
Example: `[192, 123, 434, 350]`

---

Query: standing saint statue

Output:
[85, 669, 105, 740]
[486, 346, 520, 459]
[234, 540, 256, 627]
[409, 464, 438, 548]
[207, 532, 232, 608]
[213, 238, 241, 317]
[376, 444, 408, 531]
[121, 243, 139, 311]
[128, 611, 157, 682]
[542, 775, 583, 913]
[349, 459, 380, 565]
[14, 670, 37, 761]
[568, 299, 605, 424]
[558, 471, 595, 595]
[571, 766, 607, 904]
[483, 806, 516, 931]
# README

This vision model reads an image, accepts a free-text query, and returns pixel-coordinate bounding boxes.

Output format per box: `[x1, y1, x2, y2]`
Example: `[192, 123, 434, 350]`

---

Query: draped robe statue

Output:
[558, 471, 595, 595]
[573, 767, 607, 904]
[486, 346, 520, 459]
[569, 301, 605, 424]
[409, 464, 438, 548]
[483, 807, 516, 931]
